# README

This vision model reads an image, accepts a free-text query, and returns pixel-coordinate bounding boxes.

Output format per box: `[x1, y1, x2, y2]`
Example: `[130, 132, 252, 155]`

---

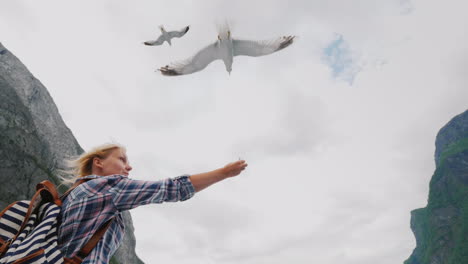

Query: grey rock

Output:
[112, 211, 144, 264]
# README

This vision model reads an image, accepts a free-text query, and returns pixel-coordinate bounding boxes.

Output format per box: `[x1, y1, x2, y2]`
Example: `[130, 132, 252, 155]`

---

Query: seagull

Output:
[158, 25, 295, 76]
[143, 25, 190, 46]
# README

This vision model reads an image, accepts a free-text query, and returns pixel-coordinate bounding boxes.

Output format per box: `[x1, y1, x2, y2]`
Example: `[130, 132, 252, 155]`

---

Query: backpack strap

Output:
[37, 180, 62, 206]
[61, 177, 115, 264]
[63, 219, 114, 264]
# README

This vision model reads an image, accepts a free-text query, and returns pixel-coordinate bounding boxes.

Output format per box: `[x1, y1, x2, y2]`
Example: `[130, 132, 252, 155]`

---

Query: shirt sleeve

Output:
[108, 175, 196, 211]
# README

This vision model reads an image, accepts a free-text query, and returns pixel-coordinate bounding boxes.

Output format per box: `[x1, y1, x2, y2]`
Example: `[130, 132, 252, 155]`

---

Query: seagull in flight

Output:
[144, 25, 190, 46]
[159, 25, 295, 76]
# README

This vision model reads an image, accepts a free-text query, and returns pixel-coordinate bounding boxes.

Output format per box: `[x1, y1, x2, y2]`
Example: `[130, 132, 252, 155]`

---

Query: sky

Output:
[1, 0, 468, 263]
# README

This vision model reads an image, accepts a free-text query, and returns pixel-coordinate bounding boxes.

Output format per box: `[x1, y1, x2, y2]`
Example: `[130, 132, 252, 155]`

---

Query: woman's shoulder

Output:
[81, 174, 127, 182]
[83, 174, 129, 188]
[69, 175, 128, 198]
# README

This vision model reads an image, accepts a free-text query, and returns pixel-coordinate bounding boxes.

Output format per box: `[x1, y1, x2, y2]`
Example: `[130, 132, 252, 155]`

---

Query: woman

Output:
[58, 143, 247, 264]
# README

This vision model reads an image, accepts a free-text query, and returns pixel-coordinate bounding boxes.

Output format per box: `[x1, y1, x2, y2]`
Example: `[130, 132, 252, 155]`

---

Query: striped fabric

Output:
[0, 201, 29, 242]
[0, 201, 63, 264]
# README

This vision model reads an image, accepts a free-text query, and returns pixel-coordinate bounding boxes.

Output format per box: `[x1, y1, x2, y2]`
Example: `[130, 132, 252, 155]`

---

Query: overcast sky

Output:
[2, 0, 468, 263]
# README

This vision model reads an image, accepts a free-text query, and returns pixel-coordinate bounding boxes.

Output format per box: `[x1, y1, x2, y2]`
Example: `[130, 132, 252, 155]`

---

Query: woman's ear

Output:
[93, 157, 103, 169]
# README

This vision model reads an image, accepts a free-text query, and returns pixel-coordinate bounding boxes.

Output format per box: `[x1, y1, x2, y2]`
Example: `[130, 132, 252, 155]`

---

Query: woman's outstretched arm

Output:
[190, 160, 248, 192]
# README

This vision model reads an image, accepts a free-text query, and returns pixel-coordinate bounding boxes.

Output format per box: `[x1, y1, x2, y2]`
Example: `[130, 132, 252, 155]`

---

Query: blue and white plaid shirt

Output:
[58, 174, 195, 264]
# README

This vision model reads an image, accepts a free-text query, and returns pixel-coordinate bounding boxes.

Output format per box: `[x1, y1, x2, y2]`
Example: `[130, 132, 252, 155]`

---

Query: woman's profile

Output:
[58, 143, 247, 264]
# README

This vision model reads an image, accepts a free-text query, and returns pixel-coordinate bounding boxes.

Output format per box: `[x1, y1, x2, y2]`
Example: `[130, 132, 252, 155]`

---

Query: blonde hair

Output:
[62, 143, 125, 185]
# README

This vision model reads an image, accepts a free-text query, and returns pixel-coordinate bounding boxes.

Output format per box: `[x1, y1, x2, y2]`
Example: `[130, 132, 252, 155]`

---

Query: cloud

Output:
[232, 88, 331, 157]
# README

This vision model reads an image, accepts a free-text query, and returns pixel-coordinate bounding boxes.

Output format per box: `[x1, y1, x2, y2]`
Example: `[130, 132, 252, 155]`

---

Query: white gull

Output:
[159, 25, 295, 76]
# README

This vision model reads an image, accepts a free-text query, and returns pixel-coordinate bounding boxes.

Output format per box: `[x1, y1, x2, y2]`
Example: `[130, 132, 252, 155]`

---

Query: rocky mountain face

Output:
[0, 43, 143, 264]
[405, 110, 468, 264]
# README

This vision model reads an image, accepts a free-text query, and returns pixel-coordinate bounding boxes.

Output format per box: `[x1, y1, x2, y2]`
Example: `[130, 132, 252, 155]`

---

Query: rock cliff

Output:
[0, 42, 143, 263]
[405, 110, 468, 264]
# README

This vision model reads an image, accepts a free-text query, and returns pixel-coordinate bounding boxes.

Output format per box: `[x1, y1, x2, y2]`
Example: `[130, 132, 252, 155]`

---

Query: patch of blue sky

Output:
[322, 34, 361, 85]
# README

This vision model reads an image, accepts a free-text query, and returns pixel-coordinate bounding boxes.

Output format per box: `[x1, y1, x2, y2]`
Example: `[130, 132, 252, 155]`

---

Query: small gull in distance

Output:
[143, 25, 190, 46]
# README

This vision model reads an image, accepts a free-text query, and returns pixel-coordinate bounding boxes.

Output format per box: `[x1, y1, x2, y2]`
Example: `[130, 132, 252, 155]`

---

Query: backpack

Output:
[0, 180, 113, 264]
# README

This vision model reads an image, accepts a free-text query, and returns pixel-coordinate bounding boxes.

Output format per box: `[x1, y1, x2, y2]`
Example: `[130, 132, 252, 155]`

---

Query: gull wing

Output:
[159, 42, 220, 76]
[144, 34, 165, 46]
[168, 26, 190, 38]
[233, 36, 295, 57]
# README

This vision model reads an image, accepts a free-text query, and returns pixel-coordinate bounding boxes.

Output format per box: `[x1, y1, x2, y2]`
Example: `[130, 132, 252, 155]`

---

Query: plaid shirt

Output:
[58, 174, 195, 264]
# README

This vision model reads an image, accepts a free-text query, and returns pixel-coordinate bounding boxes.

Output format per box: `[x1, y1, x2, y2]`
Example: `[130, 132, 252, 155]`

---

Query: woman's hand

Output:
[221, 160, 248, 178]
[190, 160, 248, 192]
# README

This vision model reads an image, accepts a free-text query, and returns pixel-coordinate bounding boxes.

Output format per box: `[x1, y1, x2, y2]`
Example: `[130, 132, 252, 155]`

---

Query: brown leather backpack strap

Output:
[36, 180, 62, 206]
[63, 256, 81, 264]
[65, 218, 114, 264]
